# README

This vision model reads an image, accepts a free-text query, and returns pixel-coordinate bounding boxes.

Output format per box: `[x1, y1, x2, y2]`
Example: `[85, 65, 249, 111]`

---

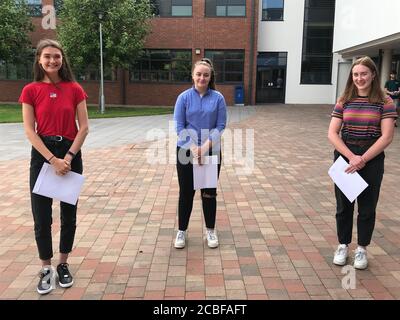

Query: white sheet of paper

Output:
[193, 155, 218, 190]
[328, 156, 368, 203]
[33, 163, 85, 205]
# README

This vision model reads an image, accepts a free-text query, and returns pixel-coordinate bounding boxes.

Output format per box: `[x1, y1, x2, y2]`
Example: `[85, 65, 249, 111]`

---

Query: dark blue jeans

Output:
[176, 147, 221, 231]
[334, 143, 384, 247]
[29, 138, 83, 260]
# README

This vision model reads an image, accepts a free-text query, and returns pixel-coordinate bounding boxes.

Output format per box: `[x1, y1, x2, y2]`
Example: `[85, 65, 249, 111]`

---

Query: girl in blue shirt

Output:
[173, 59, 227, 249]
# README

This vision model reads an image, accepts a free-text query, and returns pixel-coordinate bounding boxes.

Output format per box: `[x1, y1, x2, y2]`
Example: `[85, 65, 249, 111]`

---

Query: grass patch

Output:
[0, 104, 173, 123]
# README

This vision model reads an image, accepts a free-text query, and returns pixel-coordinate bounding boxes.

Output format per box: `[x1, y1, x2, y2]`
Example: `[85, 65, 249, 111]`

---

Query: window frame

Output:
[205, 0, 246, 17]
[0, 59, 33, 81]
[204, 49, 245, 84]
[261, 0, 284, 21]
[76, 66, 118, 82]
[151, 0, 193, 17]
[26, 0, 42, 17]
[300, 0, 335, 85]
[54, 0, 64, 15]
[130, 49, 192, 83]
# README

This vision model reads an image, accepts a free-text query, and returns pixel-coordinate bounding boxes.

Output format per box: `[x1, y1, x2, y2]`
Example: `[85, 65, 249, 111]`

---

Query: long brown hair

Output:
[192, 58, 216, 90]
[33, 39, 75, 82]
[339, 56, 385, 104]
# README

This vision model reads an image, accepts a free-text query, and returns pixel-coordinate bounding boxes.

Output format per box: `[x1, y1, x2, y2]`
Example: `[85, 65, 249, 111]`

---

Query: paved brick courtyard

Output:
[0, 105, 399, 300]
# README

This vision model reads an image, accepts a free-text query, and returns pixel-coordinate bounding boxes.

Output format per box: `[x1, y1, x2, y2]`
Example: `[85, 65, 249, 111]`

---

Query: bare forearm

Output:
[328, 132, 354, 159]
[25, 130, 54, 161]
[68, 126, 89, 154]
[362, 136, 392, 162]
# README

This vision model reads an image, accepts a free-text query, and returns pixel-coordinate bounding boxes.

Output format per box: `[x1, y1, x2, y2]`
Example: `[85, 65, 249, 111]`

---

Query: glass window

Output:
[262, 0, 284, 21]
[54, 0, 64, 15]
[130, 49, 192, 83]
[227, 5, 246, 16]
[151, 0, 192, 17]
[172, 6, 192, 16]
[76, 66, 118, 81]
[300, 0, 335, 84]
[257, 52, 287, 67]
[26, 0, 42, 17]
[216, 6, 227, 16]
[206, 0, 246, 17]
[0, 60, 32, 80]
[205, 50, 244, 83]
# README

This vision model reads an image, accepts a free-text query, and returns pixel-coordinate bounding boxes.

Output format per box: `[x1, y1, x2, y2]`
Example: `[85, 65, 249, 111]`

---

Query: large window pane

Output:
[216, 6, 227, 16]
[54, 0, 64, 15]
[151, 0, 192, 17]
[26, 0, 42, 17]
[206, 0, 246, 17]
[227, 6, 245, 16]
[172, 6, 192, 16]
[76, 66, 117, 81]
[300, 0, 335, 84]
[205, 50, 244, 83]
[0, 59, 33, 80]
[262, 0, 284, 21]
[130, 49, 192, 83]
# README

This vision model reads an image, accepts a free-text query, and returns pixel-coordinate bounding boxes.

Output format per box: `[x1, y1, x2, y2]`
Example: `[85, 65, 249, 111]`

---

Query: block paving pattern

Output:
[0, 105, 399, 300]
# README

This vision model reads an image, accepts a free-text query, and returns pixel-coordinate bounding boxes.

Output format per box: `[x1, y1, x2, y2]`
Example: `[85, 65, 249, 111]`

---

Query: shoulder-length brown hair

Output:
[33, 39, 75, 82]
[192, 58, 216, 90]
[339, 56, 385, 104]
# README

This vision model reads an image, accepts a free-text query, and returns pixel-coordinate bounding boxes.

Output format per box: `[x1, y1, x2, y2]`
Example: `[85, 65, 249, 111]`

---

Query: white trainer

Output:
[333, 244, 348, 266]
[206, 229, 219, 248]
[354, 247, 368, 270]
[174, 230, 186, 249]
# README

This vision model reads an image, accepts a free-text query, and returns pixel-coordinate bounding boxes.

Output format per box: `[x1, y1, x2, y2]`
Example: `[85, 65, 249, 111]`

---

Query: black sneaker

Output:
[57, 263, 74, 288]
[37, 267, 54, 295]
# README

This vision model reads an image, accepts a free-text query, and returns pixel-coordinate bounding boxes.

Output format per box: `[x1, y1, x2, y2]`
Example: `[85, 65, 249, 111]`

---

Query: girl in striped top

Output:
[328, 56, 397, 270]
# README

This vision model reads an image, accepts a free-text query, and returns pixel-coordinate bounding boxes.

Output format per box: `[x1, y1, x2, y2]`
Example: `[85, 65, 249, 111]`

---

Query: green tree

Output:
[57, 0, 153, 73]
[0, 0, 34, 63]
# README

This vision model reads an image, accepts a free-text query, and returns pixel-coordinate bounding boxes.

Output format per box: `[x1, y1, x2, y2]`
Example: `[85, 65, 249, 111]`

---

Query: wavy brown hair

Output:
[33, 39, 75, 82]
[339, 56, 385, 104]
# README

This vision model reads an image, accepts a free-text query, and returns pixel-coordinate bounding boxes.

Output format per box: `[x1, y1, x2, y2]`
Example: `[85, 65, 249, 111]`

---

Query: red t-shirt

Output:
[19, 81, 88, 141]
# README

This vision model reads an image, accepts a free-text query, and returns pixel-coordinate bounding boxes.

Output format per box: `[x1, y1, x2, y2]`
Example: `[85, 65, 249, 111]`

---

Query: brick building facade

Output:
[0, 0, 259, 106]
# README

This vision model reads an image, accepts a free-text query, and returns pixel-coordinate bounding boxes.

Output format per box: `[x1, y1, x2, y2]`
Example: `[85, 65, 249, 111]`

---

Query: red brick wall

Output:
[127, 0, 258, 106]
[125, 82, 235, 107]
[0, 0, 258, 106]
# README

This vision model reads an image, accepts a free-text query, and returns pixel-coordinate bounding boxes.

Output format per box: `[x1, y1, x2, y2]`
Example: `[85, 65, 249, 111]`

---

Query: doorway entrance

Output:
[256, 52, 287, 103]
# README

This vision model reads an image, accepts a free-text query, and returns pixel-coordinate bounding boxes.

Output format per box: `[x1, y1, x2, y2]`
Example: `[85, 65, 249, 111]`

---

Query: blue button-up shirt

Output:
[173, 87, 227, 150]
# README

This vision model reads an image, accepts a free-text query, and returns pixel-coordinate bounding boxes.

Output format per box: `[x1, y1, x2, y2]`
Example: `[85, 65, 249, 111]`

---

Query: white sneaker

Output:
[354, 247, 368, 270]
[174, 230, 186, 249]
[206, 229, 219, 248]
[333, 244, 348, 266]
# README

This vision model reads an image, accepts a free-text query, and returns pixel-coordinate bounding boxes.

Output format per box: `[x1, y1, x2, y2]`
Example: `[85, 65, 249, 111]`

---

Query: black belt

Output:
[344, 138, 377, 147]
[40, 135, 72, 143]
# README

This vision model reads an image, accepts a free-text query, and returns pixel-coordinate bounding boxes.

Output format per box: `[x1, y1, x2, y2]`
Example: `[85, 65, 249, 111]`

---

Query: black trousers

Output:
[29, 138, 83, 260]
[334, 143, 384, 247]
[176, 147, 221, 231]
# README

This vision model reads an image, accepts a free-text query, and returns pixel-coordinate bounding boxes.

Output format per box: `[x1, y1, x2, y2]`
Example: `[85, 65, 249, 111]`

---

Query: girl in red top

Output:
[19, 39, 89, 294]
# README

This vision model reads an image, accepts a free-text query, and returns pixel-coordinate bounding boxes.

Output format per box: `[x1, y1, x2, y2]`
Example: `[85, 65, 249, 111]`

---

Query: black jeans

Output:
[334, 143, 384, 247]
[176, 147, 221, 231]
[30, 138, 83, 260]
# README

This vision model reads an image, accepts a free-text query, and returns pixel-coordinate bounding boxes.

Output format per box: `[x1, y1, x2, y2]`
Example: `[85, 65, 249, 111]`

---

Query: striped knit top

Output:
[331, 96, 398, 140]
